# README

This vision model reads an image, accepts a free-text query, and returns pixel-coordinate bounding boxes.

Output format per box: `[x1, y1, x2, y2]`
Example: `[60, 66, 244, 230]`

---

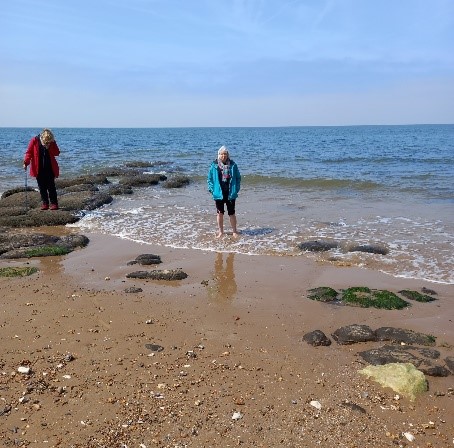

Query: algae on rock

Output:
[359, 362, 428, 401]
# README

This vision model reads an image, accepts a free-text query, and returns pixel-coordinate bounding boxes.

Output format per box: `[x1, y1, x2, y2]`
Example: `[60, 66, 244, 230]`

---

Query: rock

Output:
[375, 327, 436, 346]
[60, 184, 99, 193]
[119, 173, 166, 187]
[445, 356, 454, 373]
[127, 254, 162, 266]
[358, 345, 423, 367]
[124, 287, 143, 293]
[332, 324, 376, 345]
[421, 287, 437, 295]
[341, 287, 409, 310]
[1, 186, 35, 199]
[397, 289, 437, 302]
[126, 269, 188, 281]
[347, 244, 389, 255]
[0, 229, 89, 259]
[145, 344, 164, 352]
[106, 185, 134, 196]
[307, 287, 338, 302]
[340, 401, 366, 414]
[162, 175, 191, 189]
[55, 175, 109, 189]
[419, 365, 451, 377]
[309, 400, 322, 410]
[17, 366, 31, 374]
[358, 362, 428, 401]
[0, 232, 89, 259]
[297, 240, 338, 252]
[357, 345, 447, 376]
[302, 330, 332, 346]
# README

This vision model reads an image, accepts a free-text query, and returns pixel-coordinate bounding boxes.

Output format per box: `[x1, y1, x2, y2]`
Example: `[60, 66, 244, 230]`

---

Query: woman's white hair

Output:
[218, 145, 229, 156]
[40, 128, 55, 145]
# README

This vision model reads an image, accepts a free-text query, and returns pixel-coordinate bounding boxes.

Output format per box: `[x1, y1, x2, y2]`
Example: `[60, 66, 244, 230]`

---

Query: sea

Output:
[0, 125, 453, 284]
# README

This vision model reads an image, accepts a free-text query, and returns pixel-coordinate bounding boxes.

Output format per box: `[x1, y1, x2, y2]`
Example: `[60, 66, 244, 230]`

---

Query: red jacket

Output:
[24, 136, 60, 178]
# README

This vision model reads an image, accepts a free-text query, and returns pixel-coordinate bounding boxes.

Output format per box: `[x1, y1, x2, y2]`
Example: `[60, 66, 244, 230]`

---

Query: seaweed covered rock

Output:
[0, 230, 89, 259]
[307, 287, 338, 302]
[341, 287, 409, 310]
[0, 266, 39, 277]
[397, 289, 437, 302]
[359, 363, 428, 401]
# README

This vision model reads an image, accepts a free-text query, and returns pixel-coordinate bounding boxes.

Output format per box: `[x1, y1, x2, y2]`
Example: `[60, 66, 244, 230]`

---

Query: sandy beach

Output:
[1, 231, 453, 447]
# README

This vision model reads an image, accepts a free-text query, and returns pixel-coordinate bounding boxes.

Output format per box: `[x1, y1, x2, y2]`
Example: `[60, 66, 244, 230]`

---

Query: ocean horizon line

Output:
[1, 123, 453, 130]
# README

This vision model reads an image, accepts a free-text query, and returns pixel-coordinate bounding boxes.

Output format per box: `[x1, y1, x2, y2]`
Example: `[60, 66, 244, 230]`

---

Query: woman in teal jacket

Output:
[207, 145, 241, 238]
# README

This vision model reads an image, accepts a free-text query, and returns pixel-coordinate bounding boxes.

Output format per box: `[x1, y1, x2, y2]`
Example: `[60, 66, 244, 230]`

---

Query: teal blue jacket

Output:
[207, 159, 241, 200]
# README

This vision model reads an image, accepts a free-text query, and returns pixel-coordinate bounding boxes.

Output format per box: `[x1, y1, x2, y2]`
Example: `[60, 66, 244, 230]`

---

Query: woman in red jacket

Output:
[23, 128, 60, 210]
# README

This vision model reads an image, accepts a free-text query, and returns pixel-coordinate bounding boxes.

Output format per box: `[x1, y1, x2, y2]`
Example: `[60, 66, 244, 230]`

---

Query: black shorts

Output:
[215, 199, 236, 215]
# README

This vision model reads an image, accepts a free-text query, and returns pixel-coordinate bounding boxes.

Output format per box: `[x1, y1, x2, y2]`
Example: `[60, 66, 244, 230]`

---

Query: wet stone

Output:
[347, 244, 389, 255]
[127, 254, 162, 266]
[126, 269, 188, 281]
[297, 240, 339, 252]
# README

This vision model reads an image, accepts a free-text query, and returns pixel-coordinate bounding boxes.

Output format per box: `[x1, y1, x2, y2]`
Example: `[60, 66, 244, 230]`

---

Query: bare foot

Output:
[232, 232, 240, 238]
[216, 232, 224, 238]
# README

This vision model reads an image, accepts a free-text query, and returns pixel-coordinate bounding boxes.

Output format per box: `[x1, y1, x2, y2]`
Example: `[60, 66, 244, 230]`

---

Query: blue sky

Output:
[1, 0, 453, 127]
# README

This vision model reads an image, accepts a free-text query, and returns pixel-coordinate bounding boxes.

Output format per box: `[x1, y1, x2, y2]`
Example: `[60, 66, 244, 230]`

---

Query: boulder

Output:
[359, 363, 428, 401]
[302, 330, 332, 346]
[332, 324, 376, 345]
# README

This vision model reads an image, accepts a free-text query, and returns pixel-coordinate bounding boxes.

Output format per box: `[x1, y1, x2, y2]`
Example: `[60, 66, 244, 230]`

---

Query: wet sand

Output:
[0, 232, 453, 447]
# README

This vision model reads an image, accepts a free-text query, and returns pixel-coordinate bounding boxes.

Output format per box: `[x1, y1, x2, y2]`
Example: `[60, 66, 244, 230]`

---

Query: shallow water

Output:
[1, 125, 453, 283]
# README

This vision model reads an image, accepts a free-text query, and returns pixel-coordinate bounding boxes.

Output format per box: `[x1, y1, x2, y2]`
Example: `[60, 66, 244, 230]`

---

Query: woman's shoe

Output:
[50, 203, 59, 210]
[41, 203, 49, 210]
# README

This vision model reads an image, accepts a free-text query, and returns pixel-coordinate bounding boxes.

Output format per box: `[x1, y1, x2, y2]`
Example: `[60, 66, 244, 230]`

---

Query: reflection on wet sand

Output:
[208, 252, 237, 300]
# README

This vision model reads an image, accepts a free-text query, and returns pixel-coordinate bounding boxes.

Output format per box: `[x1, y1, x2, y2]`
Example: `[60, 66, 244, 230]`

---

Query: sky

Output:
[0, 0, 453, 127]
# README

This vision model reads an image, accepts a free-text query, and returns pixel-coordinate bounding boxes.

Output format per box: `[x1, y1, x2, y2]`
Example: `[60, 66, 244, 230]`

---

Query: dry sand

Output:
[0, 232, 453, 447]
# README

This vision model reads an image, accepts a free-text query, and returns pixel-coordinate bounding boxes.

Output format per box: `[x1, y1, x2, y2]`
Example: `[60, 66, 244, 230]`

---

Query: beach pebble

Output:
[403, 432, 415, 442]
[17, 366, 31, 374]
[310, 400, 322, 410]
[232, 411, 243, 420]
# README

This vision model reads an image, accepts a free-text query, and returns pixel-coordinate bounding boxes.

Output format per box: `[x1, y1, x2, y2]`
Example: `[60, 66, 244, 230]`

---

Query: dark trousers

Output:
[37, 174, 58, 205]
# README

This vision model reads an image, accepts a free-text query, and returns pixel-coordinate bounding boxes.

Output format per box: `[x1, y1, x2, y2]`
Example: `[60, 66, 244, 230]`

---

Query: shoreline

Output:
[1, 231, 453, 446]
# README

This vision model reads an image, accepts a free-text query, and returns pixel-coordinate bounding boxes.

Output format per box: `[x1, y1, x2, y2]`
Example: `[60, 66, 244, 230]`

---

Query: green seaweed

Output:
[342, 287, 409, 310]
[0, 266, 38, 277]
[398, 289, 437, 302]
[24, 246, 71, 258]
[307, 287, 338, 302]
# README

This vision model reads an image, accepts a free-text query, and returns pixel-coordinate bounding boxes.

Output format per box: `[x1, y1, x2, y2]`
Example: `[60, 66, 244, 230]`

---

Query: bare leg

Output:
[229, 214, 239, 238]
[216, 213, 224, 238]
